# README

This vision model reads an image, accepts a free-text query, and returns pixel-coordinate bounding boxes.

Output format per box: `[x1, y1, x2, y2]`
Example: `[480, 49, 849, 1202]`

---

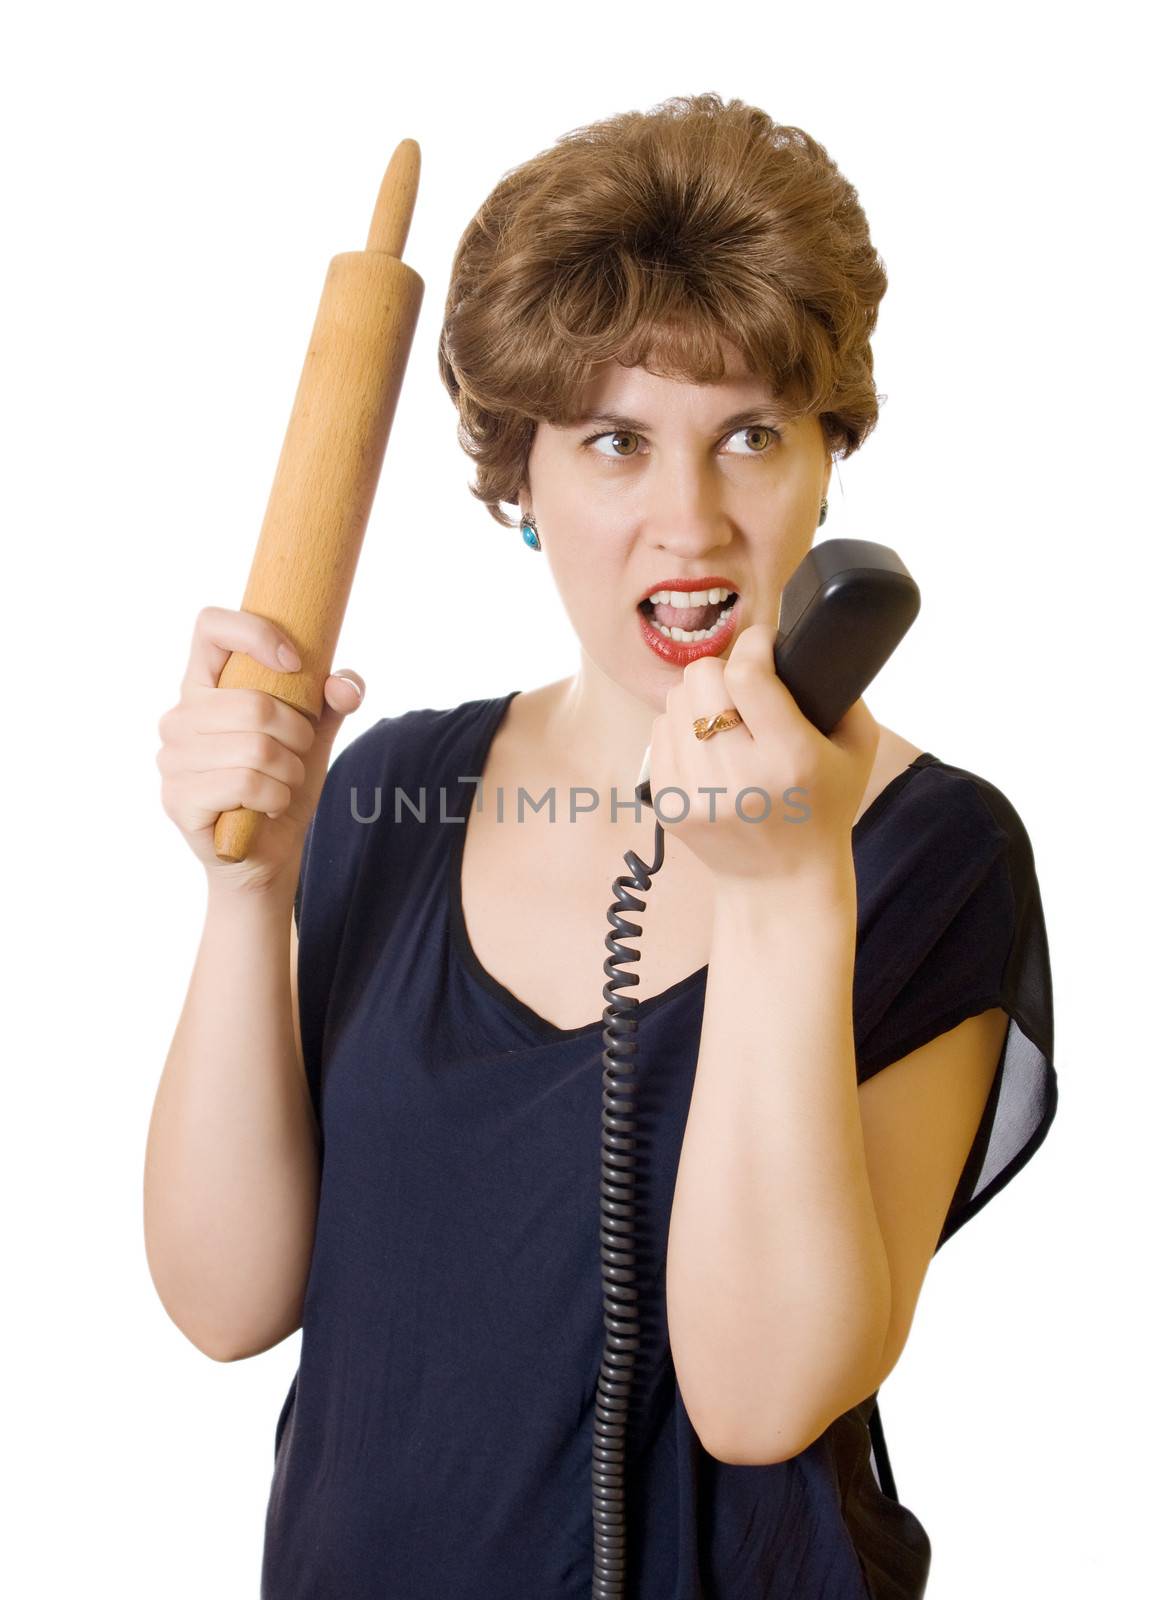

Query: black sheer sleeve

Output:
[853, 758, 1058, 1251]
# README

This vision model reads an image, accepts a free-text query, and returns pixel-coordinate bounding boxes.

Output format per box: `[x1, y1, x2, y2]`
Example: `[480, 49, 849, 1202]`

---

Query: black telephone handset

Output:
[634, 538, 921, 807]
[589, 539, 920, 1600]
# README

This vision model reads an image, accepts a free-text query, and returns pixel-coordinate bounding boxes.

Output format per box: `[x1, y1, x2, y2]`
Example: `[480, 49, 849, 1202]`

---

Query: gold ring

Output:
[692, 709, 744, 741]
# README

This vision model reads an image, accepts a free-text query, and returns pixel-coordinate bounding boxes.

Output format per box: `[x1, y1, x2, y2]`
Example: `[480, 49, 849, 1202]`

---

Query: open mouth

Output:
[638, 587, 739, 644]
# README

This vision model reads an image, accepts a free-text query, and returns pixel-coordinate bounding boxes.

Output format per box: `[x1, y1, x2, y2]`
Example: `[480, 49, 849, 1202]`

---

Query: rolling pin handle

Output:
[366, 139, 420, 258]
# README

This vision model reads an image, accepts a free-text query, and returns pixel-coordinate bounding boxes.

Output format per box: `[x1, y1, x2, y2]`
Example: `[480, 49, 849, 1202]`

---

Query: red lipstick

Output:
[636, 576, 741, 668]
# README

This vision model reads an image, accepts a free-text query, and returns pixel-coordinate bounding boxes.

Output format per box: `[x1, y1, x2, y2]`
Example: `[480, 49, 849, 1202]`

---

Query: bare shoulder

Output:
[504, 678, 568, 729]
[496, 677, 574, 761]
[877, 725, 925, 770]
[855, 723, 926, 825]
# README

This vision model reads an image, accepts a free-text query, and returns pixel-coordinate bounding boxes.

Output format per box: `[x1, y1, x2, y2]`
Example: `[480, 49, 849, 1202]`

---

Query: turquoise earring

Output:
[521, 513, 541, 551]
[818, 497, 828, 527]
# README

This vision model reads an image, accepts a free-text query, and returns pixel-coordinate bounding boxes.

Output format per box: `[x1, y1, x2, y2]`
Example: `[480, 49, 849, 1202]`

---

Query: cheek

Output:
[545, 544, 633, 641]
[547, 525, 625, 591]
[565, 560, 617, 625]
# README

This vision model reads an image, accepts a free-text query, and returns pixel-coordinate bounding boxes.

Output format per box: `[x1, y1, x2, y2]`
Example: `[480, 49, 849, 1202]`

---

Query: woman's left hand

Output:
[645, 622, 881, 887]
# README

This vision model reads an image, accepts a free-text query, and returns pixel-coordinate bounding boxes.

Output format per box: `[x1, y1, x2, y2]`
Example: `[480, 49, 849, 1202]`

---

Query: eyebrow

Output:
[562, 406, 786, 434]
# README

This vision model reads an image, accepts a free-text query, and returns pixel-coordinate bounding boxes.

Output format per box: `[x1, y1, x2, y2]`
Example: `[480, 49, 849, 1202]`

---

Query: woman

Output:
[146, 93, 1057, 1599]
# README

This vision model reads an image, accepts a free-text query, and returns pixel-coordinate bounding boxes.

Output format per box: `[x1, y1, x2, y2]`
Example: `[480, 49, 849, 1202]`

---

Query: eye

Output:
[584, 429, 643, 458]
[723, 424, 780, 455]
[579, 423, 782, 461]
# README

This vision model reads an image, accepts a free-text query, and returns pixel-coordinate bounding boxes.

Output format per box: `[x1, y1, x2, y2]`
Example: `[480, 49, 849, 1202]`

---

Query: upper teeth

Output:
[648, 587, 737, 607]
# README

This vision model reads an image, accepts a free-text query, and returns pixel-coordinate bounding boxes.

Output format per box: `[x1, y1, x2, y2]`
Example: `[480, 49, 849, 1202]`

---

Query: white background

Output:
[3, 2, 1146, 1595]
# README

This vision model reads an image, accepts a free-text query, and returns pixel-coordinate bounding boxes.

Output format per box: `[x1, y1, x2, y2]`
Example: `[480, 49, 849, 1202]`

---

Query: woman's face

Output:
[521, 345, 832, 709]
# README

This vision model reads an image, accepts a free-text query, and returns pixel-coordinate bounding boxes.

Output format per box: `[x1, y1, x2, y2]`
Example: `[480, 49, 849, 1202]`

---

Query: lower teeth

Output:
[651, 601, 735, 643]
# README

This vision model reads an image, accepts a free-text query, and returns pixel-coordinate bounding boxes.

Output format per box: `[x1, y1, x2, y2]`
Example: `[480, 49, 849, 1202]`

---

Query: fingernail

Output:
[278, 643, 301, 670]
[336, 674, 363, 700]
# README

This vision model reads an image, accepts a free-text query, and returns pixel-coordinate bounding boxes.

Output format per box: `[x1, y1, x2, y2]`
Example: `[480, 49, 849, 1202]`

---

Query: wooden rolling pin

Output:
[212, 139, 424, 862]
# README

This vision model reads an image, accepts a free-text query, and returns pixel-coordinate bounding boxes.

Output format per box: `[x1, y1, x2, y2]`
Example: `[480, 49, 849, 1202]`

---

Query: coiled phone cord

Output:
[590, 812, 667, 1600]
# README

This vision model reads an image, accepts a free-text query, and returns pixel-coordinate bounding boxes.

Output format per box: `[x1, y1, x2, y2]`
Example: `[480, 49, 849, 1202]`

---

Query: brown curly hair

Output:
[437, 92, 888, 530]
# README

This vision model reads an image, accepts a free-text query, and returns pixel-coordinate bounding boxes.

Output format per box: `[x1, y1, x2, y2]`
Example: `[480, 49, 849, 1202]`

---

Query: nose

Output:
[643, 466, 733, 557]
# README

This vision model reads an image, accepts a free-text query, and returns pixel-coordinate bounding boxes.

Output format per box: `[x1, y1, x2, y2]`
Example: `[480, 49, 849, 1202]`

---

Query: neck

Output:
[532, 652, 666, 799]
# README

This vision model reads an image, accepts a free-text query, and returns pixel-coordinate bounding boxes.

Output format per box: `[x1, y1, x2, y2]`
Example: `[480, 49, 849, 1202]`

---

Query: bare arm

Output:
[146, 602, 367, 1364]
[143, 882, 320, 1362]
[666, 863, 1007, 1467]
[654, 631, 1006, 1467]
[666, 859, 893, 1464]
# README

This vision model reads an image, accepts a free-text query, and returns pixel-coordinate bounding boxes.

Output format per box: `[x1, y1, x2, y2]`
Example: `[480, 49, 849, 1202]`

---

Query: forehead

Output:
[570, 353, 779, 422]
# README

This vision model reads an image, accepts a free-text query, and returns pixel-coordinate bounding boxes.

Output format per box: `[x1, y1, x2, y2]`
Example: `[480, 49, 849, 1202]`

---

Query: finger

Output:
[169, 767, 295, 831]
[676, 656, 755, 754]
[180, 686, 317, 756]
[659, 661, 749, 815]
[182, 606, 302, 695]
[677, 655, 738, 714]
[321, 670, 365, 719]
[156, 728, 308, 789]
[722, 622, 813, 747]
[310, 672, 366, 757]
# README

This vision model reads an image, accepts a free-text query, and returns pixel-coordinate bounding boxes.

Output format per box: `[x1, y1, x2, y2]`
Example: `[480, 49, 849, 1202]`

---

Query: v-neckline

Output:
[446, 688, 939, 1043]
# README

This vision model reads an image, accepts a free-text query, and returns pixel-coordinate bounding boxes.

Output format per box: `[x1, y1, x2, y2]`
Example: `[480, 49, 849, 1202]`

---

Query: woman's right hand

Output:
[155, 606, 367, 896]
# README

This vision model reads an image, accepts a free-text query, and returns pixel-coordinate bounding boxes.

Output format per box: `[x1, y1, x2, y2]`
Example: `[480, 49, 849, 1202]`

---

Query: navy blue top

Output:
[261, 689, 1057, 1600]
